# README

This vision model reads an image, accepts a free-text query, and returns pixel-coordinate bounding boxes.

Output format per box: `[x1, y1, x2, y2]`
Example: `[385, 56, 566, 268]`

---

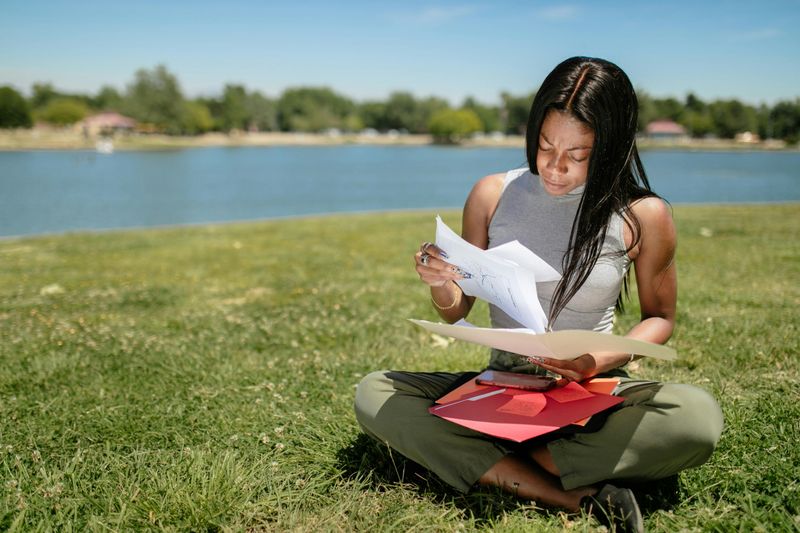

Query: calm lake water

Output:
[1, 146, 799, 237]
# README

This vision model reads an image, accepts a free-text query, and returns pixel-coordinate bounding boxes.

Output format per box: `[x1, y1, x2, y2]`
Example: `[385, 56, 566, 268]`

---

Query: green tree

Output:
[31, 82, 58, 109]
[196, 96, 224, 131]
[636, 90, 658, 131]
[708, 99, 758, 138]
[38, 97, 88, 125]
[342, 113, 364, 133]
[685, 93, 706, 113]
[277, 87, 354, 132]
[652, 97, 684, 122]
[245, 91, 277, 132]
[500, 91, 535, 134]
[123, 65, 185, 134]
[414, 96, 449, 133]
[680, 93, 713, 137]
[462, 97, 501, 132]
[682, 110, 715, 137]
[358, 101, 387, 130]
[181, 101, 214, 135]
[94, 86, 123, 110]
[375, 92, 447, 133]
[382, 91, 419, 131]
[768, 99, 800, 143]
[220, 84, 249, 131]
[0, 86, 33, 128]
[428, 108, 483, 143]
[30, 83, 93, 111]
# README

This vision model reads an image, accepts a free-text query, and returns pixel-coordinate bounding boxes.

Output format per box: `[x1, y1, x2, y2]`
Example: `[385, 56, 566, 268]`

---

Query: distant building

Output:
[78, 112, 137, 136]
[645, 120, 688, 140]
[734, 131, 760, 144]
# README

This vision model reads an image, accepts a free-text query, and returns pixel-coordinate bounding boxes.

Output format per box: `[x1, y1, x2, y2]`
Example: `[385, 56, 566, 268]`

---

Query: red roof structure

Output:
[80, 112, 137, 135]
[645, 120, 687, 136]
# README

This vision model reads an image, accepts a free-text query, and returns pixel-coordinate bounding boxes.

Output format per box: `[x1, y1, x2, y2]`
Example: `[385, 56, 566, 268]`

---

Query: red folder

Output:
[429, 378, 623, 443]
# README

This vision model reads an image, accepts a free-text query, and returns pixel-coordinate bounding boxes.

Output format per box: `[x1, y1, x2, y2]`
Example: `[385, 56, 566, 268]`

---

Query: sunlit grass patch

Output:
[1, 205, 798, 530]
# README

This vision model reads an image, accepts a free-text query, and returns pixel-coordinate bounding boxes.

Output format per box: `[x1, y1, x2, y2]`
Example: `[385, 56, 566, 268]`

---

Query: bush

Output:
[428, 108, 483, 143]
[38, 97, 89, 126]
[181, 101, 214, 135]
[0, 86, 33, 128]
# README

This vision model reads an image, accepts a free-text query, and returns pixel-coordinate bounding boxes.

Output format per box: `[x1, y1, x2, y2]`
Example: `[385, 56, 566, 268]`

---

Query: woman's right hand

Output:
[414, 242, 464, 287]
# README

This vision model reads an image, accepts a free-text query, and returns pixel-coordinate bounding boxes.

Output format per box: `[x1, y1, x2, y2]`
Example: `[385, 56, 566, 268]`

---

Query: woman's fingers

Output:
[419, 241, 449, 260]
[415, 251, 461, 275]
[526, 354, 596, 382]
[414, 250, 463, 287]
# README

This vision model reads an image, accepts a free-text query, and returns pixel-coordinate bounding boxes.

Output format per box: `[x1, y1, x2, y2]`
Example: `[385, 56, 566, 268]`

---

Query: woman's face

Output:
[535, 110, 595, 196]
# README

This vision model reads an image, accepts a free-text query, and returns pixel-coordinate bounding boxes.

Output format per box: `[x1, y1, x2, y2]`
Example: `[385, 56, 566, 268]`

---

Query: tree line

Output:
[0, 64, 798, 143]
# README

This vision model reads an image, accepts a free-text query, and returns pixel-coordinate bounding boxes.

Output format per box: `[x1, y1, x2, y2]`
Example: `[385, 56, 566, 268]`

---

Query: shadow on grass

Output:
[336, 433, 682, 523]
[336, 433, 531, 524]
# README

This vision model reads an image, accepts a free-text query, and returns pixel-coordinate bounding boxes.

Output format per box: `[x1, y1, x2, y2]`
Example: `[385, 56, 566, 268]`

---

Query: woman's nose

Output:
[546, 152, 567, 173]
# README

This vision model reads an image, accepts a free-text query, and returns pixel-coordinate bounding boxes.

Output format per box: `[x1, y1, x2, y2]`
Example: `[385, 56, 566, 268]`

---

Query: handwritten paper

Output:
[435, 216, 560, 332]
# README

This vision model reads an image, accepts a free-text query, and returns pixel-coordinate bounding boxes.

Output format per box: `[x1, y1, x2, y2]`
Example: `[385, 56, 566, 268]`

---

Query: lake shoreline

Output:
[0, 128, 795, 152]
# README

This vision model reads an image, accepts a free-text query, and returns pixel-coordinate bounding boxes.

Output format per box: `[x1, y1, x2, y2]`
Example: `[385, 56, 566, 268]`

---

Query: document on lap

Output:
[429, 377, 624, 442]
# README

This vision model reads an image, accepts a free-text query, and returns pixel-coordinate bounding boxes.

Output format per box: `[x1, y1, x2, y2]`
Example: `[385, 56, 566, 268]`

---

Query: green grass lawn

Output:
[1, 205, 798, 531]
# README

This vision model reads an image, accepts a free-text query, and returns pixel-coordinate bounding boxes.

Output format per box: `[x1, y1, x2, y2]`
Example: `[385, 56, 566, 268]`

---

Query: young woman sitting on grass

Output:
[354, 56, 723, 533]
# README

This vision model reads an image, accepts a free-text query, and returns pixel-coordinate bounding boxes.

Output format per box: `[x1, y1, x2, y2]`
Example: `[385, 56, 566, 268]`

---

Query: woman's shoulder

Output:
[466, 172, 507, 209]
[626, 195, 676, 259]
[466, 167, 529, 209]
[629, 196, 673, 227]
[470, 172, 506, 199]
[462, 171, 514, 246]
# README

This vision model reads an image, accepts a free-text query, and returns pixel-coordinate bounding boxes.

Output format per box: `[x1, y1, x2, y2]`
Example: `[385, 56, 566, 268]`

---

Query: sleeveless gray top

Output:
[486, 167, 631, 373]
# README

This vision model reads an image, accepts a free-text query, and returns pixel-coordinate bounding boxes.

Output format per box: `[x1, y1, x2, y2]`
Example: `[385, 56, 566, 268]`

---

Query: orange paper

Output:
[544, 381, 594, 403]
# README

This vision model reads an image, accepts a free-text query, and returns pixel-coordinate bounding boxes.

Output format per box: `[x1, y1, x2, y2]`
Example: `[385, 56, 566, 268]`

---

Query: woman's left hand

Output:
[527, 354, 597, 382]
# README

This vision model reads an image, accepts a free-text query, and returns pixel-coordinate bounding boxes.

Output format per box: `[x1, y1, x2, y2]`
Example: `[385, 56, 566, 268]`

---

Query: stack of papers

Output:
[416, 217, 678, 361]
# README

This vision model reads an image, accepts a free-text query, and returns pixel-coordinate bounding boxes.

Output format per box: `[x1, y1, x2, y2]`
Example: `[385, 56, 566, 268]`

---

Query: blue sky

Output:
[1, 0, 798, 105]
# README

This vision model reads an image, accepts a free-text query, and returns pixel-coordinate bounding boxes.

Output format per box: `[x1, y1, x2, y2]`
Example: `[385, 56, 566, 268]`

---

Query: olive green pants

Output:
[354, 370, 723, 492]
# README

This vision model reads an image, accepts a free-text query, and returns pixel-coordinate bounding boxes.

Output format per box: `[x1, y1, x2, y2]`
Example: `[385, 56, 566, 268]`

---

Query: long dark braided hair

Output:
[525, 57, 657, 328]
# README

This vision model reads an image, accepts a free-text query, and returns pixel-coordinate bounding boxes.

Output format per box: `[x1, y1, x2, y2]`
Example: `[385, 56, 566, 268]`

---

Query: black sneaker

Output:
[581, 483, 644, 533]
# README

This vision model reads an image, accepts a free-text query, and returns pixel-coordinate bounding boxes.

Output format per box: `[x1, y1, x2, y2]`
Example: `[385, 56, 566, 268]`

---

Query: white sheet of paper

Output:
[410, 319, 677, 361]
[486, 241, 561, 282]
[435, 216, 555, 332]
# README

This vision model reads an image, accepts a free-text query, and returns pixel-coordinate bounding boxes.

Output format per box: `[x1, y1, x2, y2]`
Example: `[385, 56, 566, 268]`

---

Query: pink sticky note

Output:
[545, 381, 594, 403]
[496, 393, 547, 417]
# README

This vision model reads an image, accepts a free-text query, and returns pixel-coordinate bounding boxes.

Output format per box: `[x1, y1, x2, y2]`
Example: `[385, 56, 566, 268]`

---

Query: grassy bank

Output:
[1, 205, 798, 531]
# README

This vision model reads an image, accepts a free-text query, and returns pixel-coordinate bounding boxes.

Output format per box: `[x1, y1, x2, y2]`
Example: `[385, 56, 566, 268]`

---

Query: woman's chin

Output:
[542, 180, 571, 196]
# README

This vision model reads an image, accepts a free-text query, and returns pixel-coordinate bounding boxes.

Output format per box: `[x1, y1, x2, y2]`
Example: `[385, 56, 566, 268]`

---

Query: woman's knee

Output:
[665, 384, 724, 464]
[353, 370, 392, 426]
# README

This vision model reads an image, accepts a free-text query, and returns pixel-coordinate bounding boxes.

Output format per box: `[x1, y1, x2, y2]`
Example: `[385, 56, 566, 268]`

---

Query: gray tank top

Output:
[486, 167, 631, 372]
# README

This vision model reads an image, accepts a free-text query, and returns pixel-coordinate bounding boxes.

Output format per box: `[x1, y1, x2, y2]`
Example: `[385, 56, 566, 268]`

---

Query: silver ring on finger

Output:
[421, 241, 433, 253]
[420, 253, 430, 266]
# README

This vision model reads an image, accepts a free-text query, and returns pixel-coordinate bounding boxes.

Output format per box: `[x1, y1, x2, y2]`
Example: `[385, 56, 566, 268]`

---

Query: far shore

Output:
[0, 128, 795, 152]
